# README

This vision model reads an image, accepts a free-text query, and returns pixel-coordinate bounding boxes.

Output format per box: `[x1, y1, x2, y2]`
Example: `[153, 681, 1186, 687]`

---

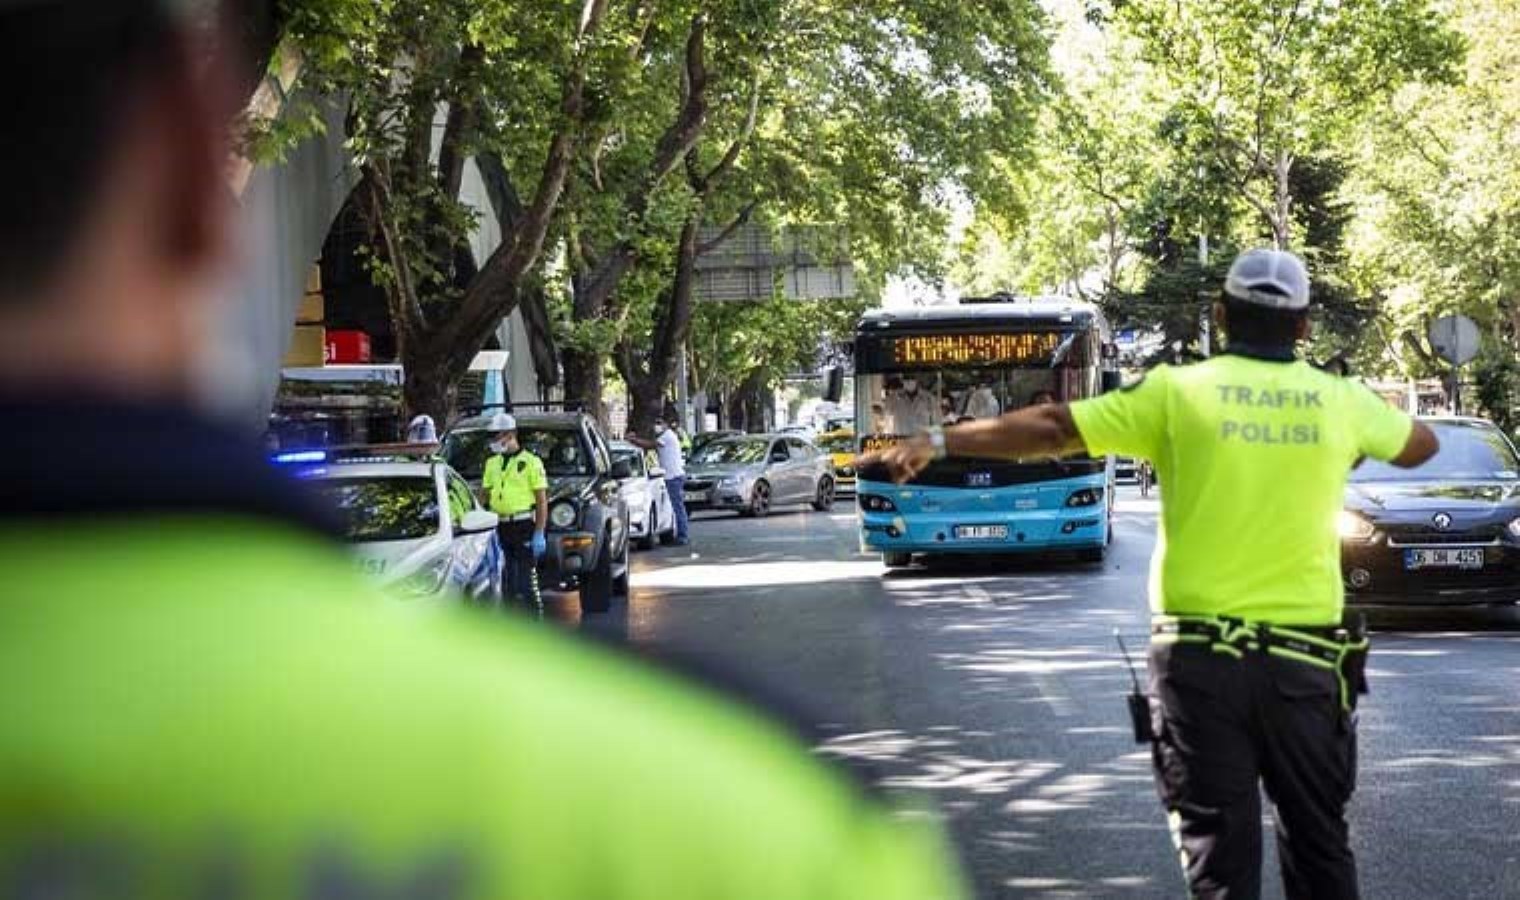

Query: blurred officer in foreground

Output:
[861, 249, 1438, 899]
[0, 3, 962, 897]
[480, 412, 548, 608]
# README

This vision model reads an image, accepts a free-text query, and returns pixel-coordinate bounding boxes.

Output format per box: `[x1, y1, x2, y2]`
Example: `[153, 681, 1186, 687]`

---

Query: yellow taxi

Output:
[815, 430, 858, 494]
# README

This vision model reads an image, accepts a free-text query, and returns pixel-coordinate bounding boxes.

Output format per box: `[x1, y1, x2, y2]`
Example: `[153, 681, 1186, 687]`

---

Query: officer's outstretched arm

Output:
[1390, 420, 1439, 468]
[857, 405, 1086, 484]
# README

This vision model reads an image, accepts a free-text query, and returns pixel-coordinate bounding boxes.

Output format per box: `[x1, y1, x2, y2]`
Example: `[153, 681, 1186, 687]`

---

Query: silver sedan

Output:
[681, 434, 836, 518]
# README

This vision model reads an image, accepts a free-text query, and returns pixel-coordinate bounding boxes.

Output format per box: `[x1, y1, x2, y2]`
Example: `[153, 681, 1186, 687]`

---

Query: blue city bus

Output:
[853, 299, 1120, 567]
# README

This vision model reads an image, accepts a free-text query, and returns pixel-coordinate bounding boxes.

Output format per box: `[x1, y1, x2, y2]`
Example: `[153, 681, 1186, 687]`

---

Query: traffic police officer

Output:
[0, 3, 965, 897]
[480, 413, 549, 608]
[862, 248, 1439, 899]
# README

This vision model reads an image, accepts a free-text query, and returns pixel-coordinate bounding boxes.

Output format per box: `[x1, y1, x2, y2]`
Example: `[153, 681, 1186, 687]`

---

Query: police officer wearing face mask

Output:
[480, 413, 549, 608]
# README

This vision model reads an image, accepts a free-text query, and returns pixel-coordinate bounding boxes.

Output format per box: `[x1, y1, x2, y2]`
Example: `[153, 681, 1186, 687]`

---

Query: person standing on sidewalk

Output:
[480, 413, 548, 608]
[860, 249, 1439, 899]
[627, 415, 690, 546]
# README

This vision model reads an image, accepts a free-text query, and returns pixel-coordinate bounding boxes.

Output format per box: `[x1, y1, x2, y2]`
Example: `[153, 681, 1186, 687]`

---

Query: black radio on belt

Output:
[1115, 630, 1156, 745]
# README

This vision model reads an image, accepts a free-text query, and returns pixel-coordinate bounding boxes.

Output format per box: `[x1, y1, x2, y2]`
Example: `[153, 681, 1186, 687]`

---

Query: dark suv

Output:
[441, 410, 631, 612]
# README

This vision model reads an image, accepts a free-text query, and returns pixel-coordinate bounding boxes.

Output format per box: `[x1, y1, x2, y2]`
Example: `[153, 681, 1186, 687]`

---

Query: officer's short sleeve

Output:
[529, 455, 549, 492]
[1068, 366, 1172, 460]
[1346, 381, 1414, 462]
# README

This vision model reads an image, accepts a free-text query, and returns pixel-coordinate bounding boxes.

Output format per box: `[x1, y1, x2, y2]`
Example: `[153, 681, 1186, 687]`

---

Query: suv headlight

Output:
[549, 500, 578, 530]
[1337, 510, 1375, 541]
[1507, 517, 1520, 539]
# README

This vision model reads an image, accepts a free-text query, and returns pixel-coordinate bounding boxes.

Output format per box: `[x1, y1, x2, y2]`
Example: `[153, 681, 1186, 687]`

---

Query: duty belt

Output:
[499, 511, 536, 523]
[1151, 614, 1370, 712]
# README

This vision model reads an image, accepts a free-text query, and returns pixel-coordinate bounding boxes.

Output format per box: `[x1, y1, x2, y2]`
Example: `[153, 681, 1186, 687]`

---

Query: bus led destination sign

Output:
[889, 332, 1063, 367]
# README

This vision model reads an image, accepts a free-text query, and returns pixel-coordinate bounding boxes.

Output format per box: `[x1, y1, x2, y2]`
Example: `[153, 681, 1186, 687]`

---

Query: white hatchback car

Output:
[282, 451, 501, 599]
[610, 441, 676, 550]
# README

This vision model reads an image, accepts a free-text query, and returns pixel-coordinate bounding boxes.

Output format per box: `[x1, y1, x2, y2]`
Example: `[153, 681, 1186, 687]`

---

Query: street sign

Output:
[1427, 315, 1481, 366]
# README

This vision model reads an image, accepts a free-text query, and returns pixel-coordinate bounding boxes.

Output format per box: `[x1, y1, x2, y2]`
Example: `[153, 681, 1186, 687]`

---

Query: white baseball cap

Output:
[488, 412, 517, 433]
[1224, 249, 1310, 311]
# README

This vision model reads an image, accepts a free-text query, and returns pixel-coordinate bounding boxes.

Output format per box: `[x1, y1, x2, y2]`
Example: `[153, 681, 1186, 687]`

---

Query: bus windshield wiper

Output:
[1049, 332, 1079, 368]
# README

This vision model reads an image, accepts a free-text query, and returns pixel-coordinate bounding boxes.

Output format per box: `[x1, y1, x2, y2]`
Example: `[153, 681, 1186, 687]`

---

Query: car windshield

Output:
[309, 476, 439, 542]
[611, 447, 643, 471]
[817, 433, 856, 454]
[442, 425, 593, 479]
[1351, 422, 1520, 482]
[691, 438, 769, 465]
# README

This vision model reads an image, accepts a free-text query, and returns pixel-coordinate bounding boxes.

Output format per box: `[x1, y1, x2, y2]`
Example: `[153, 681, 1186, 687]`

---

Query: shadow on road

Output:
[1359, 604, 1520, 634]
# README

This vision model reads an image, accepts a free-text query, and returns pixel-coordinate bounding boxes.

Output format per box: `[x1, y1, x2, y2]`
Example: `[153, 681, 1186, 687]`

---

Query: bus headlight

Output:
[859, 494, 897, 513]
[1065, 488, 1104, 508]
[1337, 511, 1375, 541]
[549, 501, 579, 530]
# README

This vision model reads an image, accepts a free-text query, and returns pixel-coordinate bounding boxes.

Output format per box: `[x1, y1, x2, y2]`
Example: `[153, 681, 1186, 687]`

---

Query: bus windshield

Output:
[858, 368, 1063, 436]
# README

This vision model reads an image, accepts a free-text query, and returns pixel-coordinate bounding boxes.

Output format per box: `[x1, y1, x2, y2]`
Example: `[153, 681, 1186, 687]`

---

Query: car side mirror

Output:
[1101, 370, 1123, 394]
[648, 467, 665, 479]
[459, 509, 499, 534]
[610, 459, 635, 480]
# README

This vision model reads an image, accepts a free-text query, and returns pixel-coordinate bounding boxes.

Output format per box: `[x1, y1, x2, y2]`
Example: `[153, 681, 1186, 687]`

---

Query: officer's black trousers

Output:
[1149, 640, 1359, 900]
[496, 519, 541, 609]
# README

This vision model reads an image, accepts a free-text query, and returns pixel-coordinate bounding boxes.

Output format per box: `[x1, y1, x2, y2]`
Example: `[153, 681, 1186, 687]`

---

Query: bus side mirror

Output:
[1101, 371, 1123, 394]
[824, 366, 844, 403]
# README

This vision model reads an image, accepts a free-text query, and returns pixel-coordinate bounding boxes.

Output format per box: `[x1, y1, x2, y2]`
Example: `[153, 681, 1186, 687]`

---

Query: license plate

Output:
[684, 491, 708, 503]
[955, 525, 1008, 540]
[1404, 548, 1484, 570]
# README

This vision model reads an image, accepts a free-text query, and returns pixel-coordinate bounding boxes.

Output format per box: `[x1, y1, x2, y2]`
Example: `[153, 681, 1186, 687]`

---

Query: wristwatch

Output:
[926, 426, 947, 461]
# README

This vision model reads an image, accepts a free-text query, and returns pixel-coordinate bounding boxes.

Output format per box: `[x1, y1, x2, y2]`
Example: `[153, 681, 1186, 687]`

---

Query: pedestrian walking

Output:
[0, 5, 964, 893]
[860, 248, 1439, 899]
[479, 413, 548, 609]
[627, 415, 690, 545]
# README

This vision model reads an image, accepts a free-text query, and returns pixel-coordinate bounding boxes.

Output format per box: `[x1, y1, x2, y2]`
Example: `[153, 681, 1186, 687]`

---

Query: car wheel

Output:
[742, 480, 772, 518]
[811, 477, 836, 512]
[637, 504, 658, 550]
[580, 533, 614, 613]
[883, 551, 912, 568]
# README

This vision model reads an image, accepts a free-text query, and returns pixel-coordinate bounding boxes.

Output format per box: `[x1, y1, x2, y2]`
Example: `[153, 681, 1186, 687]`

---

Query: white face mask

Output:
[901, 379, 918, 394]
[654, 424, 667, 435]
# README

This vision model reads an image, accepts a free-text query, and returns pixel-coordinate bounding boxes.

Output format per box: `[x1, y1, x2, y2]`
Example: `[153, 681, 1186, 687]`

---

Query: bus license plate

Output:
[1404, 548, 1484, 570]
[955, 525, 1008, 541]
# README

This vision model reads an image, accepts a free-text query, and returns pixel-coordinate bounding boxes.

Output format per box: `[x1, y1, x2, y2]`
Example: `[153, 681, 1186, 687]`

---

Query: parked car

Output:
[690, 430, 741, 455]
[441, 410, 631, 612]
[1114, 456, 1139, 484]
[1340, 417, 1520, 608]
[610, 441, 676, 549]
[683, 434, 836, 517]
[815, 429, 858, 494]
[279, 448, 500, 600]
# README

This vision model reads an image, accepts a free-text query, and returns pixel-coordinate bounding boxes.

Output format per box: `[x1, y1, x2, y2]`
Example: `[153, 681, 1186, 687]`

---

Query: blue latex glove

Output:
[530, 530, 547, 560]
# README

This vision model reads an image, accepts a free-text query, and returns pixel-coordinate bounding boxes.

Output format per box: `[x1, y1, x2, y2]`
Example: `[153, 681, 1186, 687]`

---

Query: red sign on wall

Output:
[324, 330, 372, 364]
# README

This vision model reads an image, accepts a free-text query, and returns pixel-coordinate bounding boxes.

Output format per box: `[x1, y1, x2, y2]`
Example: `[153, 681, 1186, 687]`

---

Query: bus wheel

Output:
[884, 551, 912, 568]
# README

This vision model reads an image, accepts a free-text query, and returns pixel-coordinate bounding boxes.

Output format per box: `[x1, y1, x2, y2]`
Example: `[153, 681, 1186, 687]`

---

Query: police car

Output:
[277, 447, 500, 599]
[1340, 417, 1520, 607]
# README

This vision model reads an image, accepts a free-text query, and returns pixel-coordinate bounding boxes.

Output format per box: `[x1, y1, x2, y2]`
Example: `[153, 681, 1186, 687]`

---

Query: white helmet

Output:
[488, 412, 517, 433]
[1224, 249, 1310, 311]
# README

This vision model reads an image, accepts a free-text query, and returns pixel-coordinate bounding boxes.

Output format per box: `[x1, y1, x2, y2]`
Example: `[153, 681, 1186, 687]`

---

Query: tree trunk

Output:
[561, 348, 605, 425]
[401, 345, 460, 427]
[732, 369, 770, 431]
[627, 381, 666, 437]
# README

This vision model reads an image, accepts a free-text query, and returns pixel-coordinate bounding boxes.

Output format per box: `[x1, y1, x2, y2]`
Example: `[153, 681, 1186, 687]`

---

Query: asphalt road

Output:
[553, 487, 1520, 899]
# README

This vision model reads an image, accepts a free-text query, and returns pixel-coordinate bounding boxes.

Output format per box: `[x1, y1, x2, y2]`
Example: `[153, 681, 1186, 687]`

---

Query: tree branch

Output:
[698, 200, 759, 256]
[436, 43, 485, 201]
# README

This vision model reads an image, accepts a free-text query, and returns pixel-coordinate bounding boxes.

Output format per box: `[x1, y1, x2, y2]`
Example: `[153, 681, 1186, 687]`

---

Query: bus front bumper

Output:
[859, 508, 1107, 554]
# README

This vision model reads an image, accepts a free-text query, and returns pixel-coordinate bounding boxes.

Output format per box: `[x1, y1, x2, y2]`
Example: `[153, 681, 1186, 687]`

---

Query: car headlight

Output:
[1507, 517, 1520, 539]
[549, 500, 578, 530]
[1337, 510, 1375, 541]
[400, 556, 451, 597]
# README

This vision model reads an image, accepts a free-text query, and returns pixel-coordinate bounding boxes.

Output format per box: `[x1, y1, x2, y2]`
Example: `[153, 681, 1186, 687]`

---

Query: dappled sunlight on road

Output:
[631, 558, 883, 589]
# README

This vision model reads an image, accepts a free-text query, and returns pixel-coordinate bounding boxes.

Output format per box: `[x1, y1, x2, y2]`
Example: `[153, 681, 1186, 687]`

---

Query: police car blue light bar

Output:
[273, 450, 328, 464]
